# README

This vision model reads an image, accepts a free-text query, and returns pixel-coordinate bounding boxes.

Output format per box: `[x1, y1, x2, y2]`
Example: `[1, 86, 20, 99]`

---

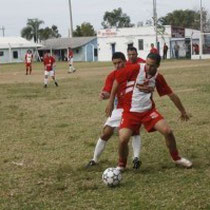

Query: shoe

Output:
[116, 166, 125, 172]
[44, 84, 47, 88]
[174, 157, 192, 168]
[133, 157, 142, 169]
[86, 160, 96, 168]
[55, 82, 58, 87]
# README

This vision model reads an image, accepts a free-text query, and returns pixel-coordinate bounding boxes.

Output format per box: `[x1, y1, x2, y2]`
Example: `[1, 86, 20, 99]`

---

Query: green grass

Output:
[0, 60, 210, 209]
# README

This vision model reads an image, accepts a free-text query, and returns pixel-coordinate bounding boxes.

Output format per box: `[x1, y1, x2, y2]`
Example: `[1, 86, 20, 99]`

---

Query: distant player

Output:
[150, 43, 159, 54]
[68, 48, 76, 73]
[25, 49, 33, 75]
[43, 52, 58, 88]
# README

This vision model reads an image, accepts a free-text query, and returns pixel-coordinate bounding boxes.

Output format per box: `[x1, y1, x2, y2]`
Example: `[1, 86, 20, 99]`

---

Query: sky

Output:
[0, 0, 209, 37]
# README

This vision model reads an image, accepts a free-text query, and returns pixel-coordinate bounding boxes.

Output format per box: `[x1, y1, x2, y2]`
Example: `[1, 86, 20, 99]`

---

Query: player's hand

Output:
[99, 91, 110, 100]
[180, 112, 191, 121]
[105, 103, 114, 117]
[136, 84, 154, 93]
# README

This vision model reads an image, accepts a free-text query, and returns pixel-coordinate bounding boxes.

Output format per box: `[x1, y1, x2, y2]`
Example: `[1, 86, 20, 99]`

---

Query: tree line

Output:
[21, 8, 210, 42]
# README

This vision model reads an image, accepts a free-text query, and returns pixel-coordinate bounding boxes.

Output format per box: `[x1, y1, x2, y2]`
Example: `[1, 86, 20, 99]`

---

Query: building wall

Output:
[97, 26, 204, 61]
[0, 48, 36, 63]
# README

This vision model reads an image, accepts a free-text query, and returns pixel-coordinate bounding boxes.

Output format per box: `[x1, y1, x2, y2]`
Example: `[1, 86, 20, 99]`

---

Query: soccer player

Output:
[68, 48, 76, 73]
[106, 53, 192, 171]
[25, 49, 33, 75]
[43, 52, 58, 88]
[150, 43, 159, 54]
[126, 47, 146, 65]
[86, 52, 150, 169]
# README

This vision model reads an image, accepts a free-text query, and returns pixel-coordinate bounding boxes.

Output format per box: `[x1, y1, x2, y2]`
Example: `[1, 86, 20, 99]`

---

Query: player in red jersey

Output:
[106, 53, 192, 171]
[68, 48, 76, 73]
[43, 52, 58, 88]
[25, 49, 33, 75]
[150, 43, 159, 54]
[86, 52, 148, 169]
[126, 47, 146, 65]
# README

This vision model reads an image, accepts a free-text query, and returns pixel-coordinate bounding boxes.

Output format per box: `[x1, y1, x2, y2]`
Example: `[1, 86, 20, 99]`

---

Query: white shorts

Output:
[104, 109, 123, 128]
[44, 70, 55, 77]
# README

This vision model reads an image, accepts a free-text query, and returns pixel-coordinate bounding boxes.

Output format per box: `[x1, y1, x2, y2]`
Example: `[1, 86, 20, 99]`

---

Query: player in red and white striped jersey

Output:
[25, 50, 33, 75]
[106, 53, 192, 170]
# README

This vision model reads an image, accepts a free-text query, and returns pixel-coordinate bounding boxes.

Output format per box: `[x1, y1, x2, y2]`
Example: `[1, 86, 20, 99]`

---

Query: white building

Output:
[97, 25, 208, 61]
[0, 37, 42, 63]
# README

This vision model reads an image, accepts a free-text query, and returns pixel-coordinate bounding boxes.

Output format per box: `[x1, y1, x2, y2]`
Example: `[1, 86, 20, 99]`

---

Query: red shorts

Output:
[26, 63, 32, 67]
[120, 108, 164, 133]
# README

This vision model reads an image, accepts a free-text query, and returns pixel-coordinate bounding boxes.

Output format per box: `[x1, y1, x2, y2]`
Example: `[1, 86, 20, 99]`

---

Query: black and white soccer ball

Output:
[102, 167, 122, 187]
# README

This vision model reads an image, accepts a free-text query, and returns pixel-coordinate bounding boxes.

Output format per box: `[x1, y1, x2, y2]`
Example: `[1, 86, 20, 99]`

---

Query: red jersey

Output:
[150, 47, 159, 54]
[69, 50, 73, 58]
[102, 69, 125, 109]
[126, 57, 146, 65]
[115, 64, 173, 112]
[43, 56, 55, 71]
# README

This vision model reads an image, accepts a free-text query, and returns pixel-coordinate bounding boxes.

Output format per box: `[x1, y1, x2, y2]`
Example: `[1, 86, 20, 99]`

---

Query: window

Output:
[13, 51, 18, 59]
[0, 51, 4, 56]
[94, 49, 98, 57]
[138, 39, 144, 50]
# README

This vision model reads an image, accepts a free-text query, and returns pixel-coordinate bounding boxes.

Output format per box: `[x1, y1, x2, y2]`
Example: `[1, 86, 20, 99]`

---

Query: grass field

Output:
[0, 60, 210, 210]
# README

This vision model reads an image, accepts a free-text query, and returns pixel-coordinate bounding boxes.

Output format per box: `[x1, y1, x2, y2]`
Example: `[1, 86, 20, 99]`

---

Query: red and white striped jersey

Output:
[25, 53, 33, 63]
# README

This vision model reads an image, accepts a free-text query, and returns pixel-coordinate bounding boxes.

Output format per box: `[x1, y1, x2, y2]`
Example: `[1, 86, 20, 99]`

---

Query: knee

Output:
[162, 126, 173, 136]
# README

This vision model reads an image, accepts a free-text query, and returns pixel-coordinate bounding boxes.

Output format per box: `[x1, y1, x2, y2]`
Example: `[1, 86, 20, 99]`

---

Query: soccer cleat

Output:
[174, 157, 192, 168]
[44, 84, 47, 88]
[133, 157, 142, 170]
[55, 82, 58, 87]
[86, 160, 97, 168]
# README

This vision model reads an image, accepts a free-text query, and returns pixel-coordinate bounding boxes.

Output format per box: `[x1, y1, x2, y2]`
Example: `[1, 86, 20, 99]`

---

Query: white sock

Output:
[44, 78, 48, 85]
[93, 138, 107, 162]
[131, 135, 141, 159]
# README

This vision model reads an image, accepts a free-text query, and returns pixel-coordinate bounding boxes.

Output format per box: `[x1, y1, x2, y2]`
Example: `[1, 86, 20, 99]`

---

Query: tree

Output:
[39, 25, 61, 40]
[21, 18, 44, 42]
[159, 9, 210, 32]
[101, 8, 134, 29]
[73, 22, 95, 37]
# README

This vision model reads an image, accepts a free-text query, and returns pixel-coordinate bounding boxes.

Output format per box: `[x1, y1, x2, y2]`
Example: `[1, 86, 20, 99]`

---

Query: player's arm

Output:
[156, 73, 190, 121]
[168, 93, 191, 121]
[105, 80, 119, 117]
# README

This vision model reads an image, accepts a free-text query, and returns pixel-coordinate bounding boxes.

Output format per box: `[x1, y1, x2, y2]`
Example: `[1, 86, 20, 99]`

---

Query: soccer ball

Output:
[102, 168, 122, 187]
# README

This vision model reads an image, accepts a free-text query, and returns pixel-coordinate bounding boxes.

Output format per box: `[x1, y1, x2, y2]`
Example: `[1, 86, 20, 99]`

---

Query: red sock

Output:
[170, 150, 181, 161]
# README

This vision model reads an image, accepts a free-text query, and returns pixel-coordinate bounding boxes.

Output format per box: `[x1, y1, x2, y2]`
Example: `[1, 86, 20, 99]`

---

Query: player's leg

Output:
[117, 128, 133, 171]
[51, 71, 58, 87]
[131, 134, 142, 169]
[25, 64, 28, 75]
[44, 71, 49, 88]
[154, 119, 192, 168]
[29, 64, 32, 75]
[86, 109, 123, 167]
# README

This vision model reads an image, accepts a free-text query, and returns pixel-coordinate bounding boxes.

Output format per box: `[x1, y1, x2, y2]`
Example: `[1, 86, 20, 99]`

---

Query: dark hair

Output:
[127, 47, 137, 53]
[112, 52, 126, 61]
[147, 53, 161, 66]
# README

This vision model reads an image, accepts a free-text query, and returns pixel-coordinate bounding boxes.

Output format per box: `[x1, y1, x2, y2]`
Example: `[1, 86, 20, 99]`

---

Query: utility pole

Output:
[0, 26, 5, 37]
[153, 0, 158, 49]
[199, 0, 203, 59]
[68, 0, 73, 38]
